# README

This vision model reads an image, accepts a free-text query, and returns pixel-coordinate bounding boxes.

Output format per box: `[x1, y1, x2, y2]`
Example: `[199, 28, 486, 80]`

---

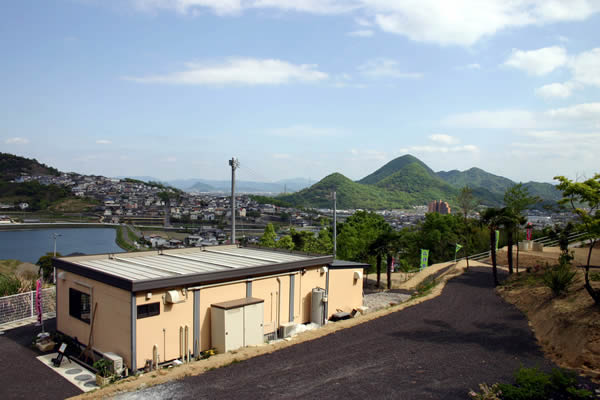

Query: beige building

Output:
[54, 245, 365, 372]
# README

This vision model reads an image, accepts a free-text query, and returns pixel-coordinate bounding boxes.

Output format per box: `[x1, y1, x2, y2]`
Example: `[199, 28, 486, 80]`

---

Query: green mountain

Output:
[359, 154, 435, 185]
[0, 153, 59, 181]
[279, 155, 458, 209]
[278, 173, 410, 209]
[436, 167, 514, 194]
[436, 167, 561, 207]
[274, 154, 563, 210]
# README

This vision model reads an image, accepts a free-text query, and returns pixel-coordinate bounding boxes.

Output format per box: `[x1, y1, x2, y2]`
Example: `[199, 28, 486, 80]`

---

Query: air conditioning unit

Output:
[278, 322, 297, 338]
[104, 352, 123, 375]
[165, 290, 185, 304]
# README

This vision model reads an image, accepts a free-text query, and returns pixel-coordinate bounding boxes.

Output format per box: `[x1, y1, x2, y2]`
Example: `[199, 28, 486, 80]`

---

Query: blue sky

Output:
[1, 0, 599, 184]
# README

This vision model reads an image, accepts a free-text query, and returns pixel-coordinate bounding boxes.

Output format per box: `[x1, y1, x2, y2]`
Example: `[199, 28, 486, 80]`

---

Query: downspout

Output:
[325, 268, 329, 323]
[276, 277, 281, 337]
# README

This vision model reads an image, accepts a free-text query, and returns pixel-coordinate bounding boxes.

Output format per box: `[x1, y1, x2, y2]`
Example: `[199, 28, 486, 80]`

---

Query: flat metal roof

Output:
[54, 245, 334, 292]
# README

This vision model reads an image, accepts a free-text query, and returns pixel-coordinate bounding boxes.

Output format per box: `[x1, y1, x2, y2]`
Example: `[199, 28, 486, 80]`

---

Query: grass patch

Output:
[115, 226, 137, 251]
[412, 276, 438, 298]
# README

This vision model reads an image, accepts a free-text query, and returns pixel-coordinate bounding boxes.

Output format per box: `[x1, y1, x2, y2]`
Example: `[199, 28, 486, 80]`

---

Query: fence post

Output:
[30, 290, 34, 318]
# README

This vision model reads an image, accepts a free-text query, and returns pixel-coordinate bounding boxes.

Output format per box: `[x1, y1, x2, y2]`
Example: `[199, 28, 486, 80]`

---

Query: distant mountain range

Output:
[277, 155, 561, 209]
[120, 176, 315, 194]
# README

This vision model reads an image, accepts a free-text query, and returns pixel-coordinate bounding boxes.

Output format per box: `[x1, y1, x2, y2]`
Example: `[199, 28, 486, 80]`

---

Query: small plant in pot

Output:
[93, 359, 112, 386]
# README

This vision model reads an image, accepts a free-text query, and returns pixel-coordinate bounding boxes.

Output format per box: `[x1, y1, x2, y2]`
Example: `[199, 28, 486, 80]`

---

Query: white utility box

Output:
[211, 297, 264, 354]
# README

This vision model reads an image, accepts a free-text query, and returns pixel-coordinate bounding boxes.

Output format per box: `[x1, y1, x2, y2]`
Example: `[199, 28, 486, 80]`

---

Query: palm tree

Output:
[369, 231, 399, 289]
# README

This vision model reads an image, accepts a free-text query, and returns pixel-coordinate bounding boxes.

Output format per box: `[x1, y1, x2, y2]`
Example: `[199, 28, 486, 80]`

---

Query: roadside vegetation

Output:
[469, 366, 594, 400]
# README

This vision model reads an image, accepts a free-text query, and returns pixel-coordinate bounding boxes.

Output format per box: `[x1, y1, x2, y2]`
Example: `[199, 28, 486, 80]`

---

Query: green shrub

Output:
[590, 272, 600, 282]
[0, 274, 22, 296]
[471, 367, 593, 400]
[542, 264, 576, 296]
[93, 359, 111, 377]
[498, 367, 551, 400]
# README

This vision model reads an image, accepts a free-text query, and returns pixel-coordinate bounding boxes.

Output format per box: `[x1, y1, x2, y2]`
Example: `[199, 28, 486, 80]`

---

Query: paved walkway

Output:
[117, 268, 576, 399]
[0, 319, 81, 399]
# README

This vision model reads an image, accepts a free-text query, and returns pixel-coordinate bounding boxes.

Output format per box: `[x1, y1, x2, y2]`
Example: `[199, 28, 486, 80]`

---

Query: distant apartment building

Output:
[428, 200, 451, 215]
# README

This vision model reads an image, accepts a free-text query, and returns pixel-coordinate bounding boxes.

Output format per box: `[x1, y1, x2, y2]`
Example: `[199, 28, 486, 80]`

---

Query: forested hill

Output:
[274, 154, 561, 210]
[279, 155, 458, 209]
[436, 167, 562, 205]
[0, 153, 59, 181]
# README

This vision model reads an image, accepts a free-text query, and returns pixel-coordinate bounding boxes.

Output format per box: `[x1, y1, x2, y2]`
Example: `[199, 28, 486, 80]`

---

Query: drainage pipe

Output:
[276, 277, 281, 337]
[184, 325, 189, 363]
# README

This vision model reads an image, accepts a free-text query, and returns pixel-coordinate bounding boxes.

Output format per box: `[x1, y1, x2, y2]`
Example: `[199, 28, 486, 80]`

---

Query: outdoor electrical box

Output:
[211, 297, 264, 354]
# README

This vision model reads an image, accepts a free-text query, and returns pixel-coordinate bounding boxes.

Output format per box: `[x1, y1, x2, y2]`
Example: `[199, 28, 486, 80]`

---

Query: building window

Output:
[69, 288, 91, 323]
[137, 303, 160, 319]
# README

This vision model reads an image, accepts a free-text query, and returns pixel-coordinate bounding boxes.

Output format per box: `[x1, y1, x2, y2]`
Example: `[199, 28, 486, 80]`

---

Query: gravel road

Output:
[118, 268, 566, 399]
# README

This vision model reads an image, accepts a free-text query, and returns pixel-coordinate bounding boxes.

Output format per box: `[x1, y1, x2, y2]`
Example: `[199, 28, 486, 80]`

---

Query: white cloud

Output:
[511, 130, 600, 159]
[466, 63, 481, 70]
[570, 47, 600, 86]
[535, 82, 576, 99]
[347, 29, 374, 37]
[429, 134, 459, 145]
[5, 137, 30, 145]
[124, 57, 328, 85]
[398, 145, 479, 153]
[128, 1, 600, 46]
[545, 102, 600, 121]
[269, 125, 342, 137]
[162, 156, 177, 163]
[368, 0, 600, 46]
[96, 139, 112, 144]
[503, 46, 568, 75]
[133, 0, 357, 15]
[358, 58, 422, 79]
[444, 103, 600, 131]
[443, 110, 538, 130]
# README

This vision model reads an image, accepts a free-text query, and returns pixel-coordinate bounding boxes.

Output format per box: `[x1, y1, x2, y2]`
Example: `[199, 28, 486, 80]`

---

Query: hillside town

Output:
[4, 172, 574, 240]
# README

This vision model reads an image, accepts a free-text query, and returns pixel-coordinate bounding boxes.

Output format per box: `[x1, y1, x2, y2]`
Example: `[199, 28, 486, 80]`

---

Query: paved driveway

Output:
[118, 268, 567, 399]
[0, 319, 82, 400]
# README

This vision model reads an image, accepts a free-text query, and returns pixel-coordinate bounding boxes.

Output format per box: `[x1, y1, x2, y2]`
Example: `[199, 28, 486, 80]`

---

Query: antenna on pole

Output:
[332, 191, 337, 259]
[229, 157, 240, 245]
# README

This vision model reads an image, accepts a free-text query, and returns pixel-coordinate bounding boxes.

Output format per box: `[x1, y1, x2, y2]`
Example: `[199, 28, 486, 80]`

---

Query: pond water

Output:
[0, 228, 124, 263]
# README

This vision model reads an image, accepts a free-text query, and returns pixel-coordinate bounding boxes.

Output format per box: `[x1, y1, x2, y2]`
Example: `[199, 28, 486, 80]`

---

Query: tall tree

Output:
[481, 208, 504, 286]
[554, 174, 600, 304]
[259, 223, 277, 247]
[337, 211, 391, 264]
[368, 231, 398, 289]
[457, 186, 478, 269]
[275, 235, 294, 251]
[503, 183, 539, 273]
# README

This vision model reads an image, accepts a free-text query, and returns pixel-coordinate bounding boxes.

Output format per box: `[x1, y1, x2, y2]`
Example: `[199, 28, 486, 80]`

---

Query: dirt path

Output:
[114, 267, 571, 400]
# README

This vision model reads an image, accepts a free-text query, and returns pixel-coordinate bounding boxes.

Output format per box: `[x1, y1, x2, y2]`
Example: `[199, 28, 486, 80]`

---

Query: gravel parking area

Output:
[363, 291, 411, 312]
[117, 267, 585, 400]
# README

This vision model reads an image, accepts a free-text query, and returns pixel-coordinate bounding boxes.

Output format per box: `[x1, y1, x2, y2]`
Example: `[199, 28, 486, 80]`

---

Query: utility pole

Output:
[229, 157, 240, 245]
[52, 233, 62, 284]
[332, 191, 337, 259]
